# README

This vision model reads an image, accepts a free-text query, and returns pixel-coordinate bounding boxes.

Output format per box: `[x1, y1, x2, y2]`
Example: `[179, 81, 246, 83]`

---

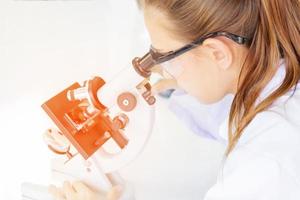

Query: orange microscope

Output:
[22, 53, 158, 200]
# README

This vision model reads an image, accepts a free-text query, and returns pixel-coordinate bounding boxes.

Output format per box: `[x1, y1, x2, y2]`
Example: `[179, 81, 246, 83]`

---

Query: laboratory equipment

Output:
[22, 55, 157, 200]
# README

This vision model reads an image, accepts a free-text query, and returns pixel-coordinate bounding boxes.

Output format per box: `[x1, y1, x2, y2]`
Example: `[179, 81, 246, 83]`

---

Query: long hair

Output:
[138, 0, 300, 155]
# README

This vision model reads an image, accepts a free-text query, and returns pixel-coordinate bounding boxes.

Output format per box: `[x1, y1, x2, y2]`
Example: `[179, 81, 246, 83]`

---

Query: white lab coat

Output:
[204, 64, 300, 199]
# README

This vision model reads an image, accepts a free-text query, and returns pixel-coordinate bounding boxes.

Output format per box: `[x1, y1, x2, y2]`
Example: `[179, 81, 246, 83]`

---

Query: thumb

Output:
[107, 185, 123, 200]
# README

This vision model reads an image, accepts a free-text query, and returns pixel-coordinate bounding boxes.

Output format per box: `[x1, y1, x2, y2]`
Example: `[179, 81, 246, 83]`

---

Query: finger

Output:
[48, 185, 66, 200]
[44, 129, 71, 154]
[152, 79, 178, 94]
[51, 130, 70, 147]
[63, 181, 77, 200]
[107, 185, 123, 200]
[63, 181, 76, 194]
[43, 129, 57, 146]
[72, 181, 91, 194]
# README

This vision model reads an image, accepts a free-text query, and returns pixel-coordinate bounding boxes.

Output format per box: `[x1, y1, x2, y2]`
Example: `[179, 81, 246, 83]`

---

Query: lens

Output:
[160, 60, 184, 79]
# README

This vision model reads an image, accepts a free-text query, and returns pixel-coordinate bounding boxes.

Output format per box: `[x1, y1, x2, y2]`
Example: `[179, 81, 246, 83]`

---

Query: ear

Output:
[201, 38, 233, 70]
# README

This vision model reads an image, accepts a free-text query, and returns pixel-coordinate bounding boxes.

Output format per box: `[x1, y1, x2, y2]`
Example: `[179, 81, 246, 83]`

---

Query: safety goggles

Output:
[132, 31, 250, 78]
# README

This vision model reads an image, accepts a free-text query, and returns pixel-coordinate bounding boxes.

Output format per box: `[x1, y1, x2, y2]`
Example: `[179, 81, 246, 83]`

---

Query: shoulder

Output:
[205, 86, 300, 199]
[205, 149, 294, 199]
[231, 88, 300, 185]
[204, 147, 300, 200]
[239, 91, 300, 166]
[240, 85, 300, 147]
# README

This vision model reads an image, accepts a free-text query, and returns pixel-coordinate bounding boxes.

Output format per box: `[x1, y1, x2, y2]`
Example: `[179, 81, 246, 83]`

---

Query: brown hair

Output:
[138, 0, 300, 155]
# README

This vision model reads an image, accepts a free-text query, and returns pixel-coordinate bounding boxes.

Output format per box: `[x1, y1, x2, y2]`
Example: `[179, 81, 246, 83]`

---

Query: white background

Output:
[0, 0, 225, 199]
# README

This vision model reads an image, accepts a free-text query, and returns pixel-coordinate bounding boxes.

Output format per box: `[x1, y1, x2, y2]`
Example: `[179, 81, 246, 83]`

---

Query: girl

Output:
[50, 0, 300, 199]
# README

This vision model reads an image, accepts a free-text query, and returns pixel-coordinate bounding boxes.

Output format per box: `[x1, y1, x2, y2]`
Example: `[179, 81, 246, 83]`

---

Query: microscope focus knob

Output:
[117, 92, 137, 112]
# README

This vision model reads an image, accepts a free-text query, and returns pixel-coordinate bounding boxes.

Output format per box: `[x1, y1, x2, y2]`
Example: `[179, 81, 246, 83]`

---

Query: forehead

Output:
[143, 6, 187, 52]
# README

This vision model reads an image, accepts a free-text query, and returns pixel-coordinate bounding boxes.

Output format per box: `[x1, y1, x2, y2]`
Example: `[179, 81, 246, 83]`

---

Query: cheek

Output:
[175, 55, 224, 104]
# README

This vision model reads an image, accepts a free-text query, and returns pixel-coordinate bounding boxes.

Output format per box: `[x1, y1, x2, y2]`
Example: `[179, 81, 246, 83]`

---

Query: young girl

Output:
[50, 0, 300, 199]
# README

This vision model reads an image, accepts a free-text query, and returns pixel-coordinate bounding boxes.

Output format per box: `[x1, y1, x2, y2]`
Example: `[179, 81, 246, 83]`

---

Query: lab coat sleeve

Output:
[204, 148, 283, 200]
[168, 91, 233, 141]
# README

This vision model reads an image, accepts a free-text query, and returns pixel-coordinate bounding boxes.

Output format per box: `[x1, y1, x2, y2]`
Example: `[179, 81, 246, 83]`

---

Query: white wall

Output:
[0, 1, 224, 199]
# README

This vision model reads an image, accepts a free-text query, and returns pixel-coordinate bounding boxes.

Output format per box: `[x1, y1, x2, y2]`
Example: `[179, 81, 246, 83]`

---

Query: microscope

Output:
[21, 53, 158, 200]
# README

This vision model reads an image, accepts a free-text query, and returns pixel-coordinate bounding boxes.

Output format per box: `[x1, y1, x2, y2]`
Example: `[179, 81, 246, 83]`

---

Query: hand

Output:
[49, 181, 122, 200]
[43, 129, 71, 154]
[151, 65, 178, 94]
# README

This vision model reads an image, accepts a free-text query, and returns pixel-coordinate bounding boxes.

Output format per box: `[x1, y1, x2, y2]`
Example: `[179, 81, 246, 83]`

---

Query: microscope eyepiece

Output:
[132, 52, 155, 78]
